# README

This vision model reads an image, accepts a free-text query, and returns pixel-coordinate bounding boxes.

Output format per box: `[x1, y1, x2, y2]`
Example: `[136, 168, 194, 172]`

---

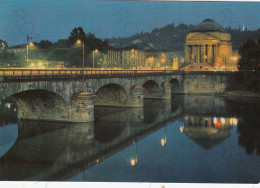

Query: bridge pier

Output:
[143, 82, 171, 100]
[129, 86, 144, 107]
[160, 82, 171, 100]
[70, 92, 95, 122]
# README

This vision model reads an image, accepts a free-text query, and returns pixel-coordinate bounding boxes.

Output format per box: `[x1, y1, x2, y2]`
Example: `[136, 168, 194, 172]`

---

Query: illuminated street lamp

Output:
[93, 49, 99, 69]
[77, 39, 85, 80]
[130, 141, 138, 166]
[26, 34, 33, 66]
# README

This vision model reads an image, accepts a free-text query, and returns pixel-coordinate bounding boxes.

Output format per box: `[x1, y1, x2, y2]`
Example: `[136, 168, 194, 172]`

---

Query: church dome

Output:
[191, 19, 227, 33]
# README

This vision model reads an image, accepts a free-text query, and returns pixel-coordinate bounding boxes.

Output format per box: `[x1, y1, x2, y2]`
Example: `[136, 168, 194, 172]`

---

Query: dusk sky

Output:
[1, 0, 260, 46]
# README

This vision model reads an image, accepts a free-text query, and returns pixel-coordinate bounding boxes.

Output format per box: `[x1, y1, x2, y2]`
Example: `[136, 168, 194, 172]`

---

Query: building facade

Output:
[106, 49, 145, 69]
[184, 19, 237, 71]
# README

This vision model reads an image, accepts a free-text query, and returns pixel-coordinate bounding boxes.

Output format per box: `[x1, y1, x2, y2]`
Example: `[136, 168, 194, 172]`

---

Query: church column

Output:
[208, 45, 211, 63]
[203, 45, 206, 63]
[191, 45, 193, 63]
[216, 44, 220, 62]
[185, 45, 189, 63]
[213, 45, 216, 63]
[197, 45, 200, 63]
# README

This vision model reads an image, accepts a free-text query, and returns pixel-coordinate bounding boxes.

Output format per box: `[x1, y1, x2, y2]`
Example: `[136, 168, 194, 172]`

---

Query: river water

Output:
[0, 95, 260, 183]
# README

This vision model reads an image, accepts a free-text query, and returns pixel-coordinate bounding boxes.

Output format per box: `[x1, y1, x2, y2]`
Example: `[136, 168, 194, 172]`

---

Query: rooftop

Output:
[191, 19, 228, 33]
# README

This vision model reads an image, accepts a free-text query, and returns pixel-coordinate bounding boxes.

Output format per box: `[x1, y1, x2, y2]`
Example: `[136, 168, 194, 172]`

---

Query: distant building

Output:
[7, 44, 27, 53]
[172, 57, 179, 70]
[183, 19, 238, 71]
[106, 49, 145, 69]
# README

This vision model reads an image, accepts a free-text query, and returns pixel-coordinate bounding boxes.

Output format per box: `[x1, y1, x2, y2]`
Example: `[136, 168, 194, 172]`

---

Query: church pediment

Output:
[187, 33, 220, 41]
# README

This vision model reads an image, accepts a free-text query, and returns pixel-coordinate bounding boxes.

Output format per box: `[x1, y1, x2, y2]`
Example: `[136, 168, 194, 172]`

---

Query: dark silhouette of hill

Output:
[108, 23, 260, 51]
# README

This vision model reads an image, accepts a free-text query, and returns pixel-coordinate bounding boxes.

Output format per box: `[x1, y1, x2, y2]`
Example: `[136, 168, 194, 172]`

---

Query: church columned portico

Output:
[185, 43, 220, 65]
[183, 19, 233, 71]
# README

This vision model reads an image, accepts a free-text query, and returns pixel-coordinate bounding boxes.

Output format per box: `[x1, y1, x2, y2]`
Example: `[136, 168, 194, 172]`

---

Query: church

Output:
[182, 19, 238, 71]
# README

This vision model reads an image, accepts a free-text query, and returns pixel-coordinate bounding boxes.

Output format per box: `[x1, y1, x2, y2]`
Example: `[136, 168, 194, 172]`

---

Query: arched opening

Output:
[11, 90, 71, 122]
[169, 79, 181, 94]
[95, 84, 129, 107]
[143, 80, 160, 99]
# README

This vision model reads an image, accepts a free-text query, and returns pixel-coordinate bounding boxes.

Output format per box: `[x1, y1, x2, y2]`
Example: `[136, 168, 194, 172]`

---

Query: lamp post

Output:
[93, 49, 98, 69]
[26, 34, 33, 66]
[77, 39, 85, 81]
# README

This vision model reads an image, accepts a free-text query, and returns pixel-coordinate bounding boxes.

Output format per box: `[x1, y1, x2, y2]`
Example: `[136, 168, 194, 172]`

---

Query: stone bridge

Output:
[0, 99, 182, 181]
[0, 70, 241, 122]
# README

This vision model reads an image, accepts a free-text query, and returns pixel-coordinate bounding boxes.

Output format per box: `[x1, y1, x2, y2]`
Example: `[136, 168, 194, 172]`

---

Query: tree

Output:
[238, 38, 260, 72]
[53, 39, 69, 48]
[68, 27, 86, 47]
[37, 40, 53, 49]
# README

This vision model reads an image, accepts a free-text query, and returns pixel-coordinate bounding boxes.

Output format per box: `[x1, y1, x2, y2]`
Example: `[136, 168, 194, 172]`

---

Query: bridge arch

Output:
[11, 90, 71, 122]
[169, 78, 181, 94]
[95, 83, 129, 107]
[143, 80, 161, 99]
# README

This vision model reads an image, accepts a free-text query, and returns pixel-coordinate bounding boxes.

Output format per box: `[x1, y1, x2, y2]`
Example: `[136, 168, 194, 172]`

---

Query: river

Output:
[0, 95, 260, 183]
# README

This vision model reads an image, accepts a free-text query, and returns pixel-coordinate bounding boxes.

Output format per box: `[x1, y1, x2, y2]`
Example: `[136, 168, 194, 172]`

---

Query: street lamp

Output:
[77, 39, 85, 80]
[26, 34, 33, 66]
[93, 49, 98, 69]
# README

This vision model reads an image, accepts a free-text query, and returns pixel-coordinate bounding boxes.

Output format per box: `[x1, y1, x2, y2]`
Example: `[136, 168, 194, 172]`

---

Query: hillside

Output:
[108, 23, 260, 51]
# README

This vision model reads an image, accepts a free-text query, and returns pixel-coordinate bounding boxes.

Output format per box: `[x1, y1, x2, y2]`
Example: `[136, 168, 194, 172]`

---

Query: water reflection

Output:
[0, 98, 180, 181]
[234, 99, 260, 155]
[0, 95, 260, 182]
[183, 115, 236, 149]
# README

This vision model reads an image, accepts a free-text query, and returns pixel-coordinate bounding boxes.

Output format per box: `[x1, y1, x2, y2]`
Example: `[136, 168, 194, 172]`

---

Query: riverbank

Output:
[222, 90, 260, 99]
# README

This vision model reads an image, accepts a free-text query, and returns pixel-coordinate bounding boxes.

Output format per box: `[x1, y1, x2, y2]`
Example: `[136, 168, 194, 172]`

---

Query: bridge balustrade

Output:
[0, 68, 180, 77]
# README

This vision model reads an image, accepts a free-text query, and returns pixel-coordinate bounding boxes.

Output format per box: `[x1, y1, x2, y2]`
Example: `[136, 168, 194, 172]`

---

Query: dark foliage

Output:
[238, 38, 260, 72]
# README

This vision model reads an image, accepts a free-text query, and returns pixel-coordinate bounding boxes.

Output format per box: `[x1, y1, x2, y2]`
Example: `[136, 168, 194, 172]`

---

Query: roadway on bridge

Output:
[0, 68, 180, 77]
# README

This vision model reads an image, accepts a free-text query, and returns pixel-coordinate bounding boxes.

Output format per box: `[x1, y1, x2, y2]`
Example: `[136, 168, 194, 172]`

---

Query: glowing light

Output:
[77, 40, 81, 44]
[29, 42, 34, 47]
[94, 49, 99, 53]
[96, 159, 99, 163]
[214, 117, 221, 128]
[230, 55, 239, 62]
[221, 117, 225, 124]
[232, 118, 238, 126]
[161, 138, 166, 147]
[131, 159, 136, 166]
[5, 103, 11, 109]
[38, 62, 45, 68]
[30, 63, 35, 68]
[180, 125, 184, 133]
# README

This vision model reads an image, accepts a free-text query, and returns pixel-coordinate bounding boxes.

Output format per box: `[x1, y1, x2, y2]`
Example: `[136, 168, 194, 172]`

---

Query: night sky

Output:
[0, 0, 260, 46]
